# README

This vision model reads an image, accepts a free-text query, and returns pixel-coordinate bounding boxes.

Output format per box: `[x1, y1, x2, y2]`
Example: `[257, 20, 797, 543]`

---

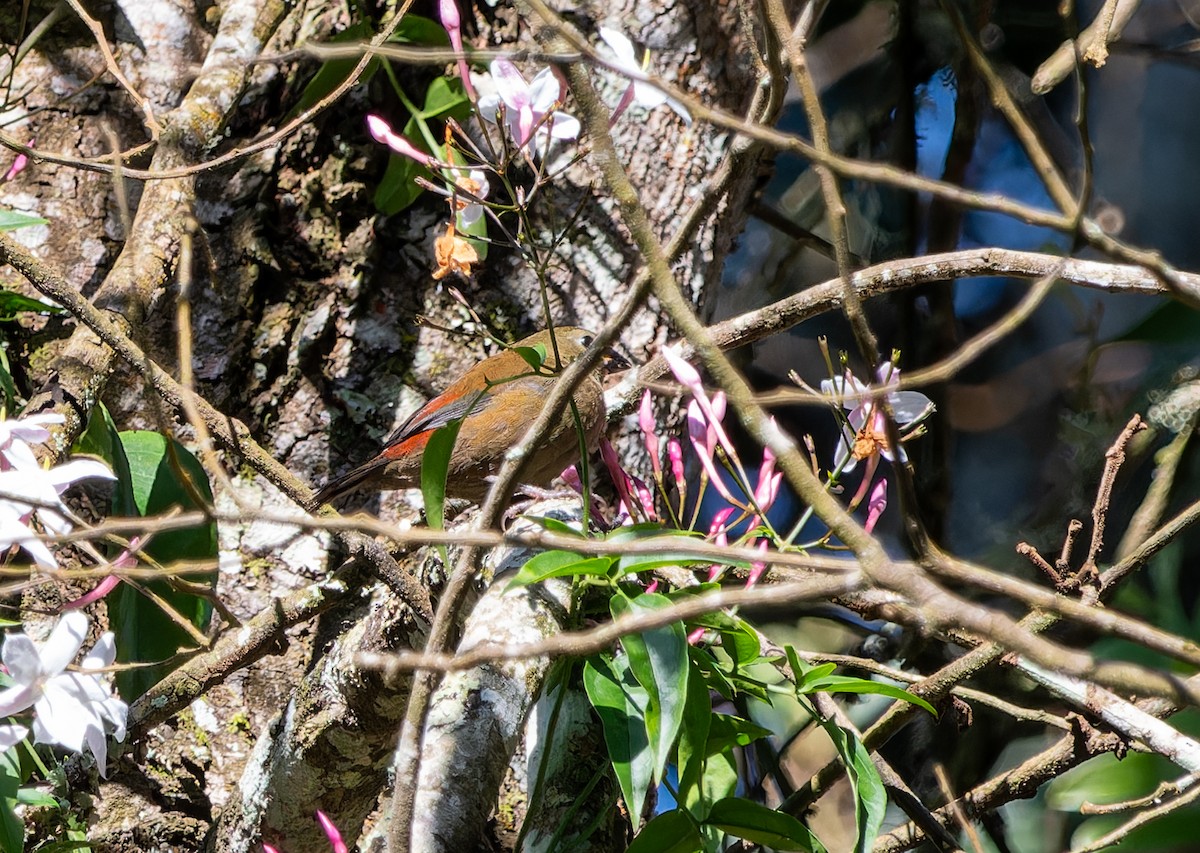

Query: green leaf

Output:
[0, 750, 21, 853]
[0, 209, 47, 232]
[388, 14, 450, 46]
[507, 550, 616, 589]
[420, 75, 470, 119]
[796, 662, 838, 690]
[609, 527, 737, 575]
[15, 787, 56, 807]
[0, 288, 59, 319]
[676, 659, 712, 815]
[421, 421, 462, 531]
[75, 406, 134, 516]
[374, 154, 433, 215]
[0, 348, 15, 413]
[705, 714, 773, 756]
[527, 516, 586, 537]
[705, 798, 826, 852]
[512, 344, 547, 371]
[583, 653, 653, 818]
[110, 431, 217, 699]
[627, 809, 703, 853]
[291, 22, 380, 117]
[818, 719, 886, 853]
[612, 593, 688, 787]
[689, 645, 734, 701]
[788, 647, 937, 716]
[805, 675, 936, 716]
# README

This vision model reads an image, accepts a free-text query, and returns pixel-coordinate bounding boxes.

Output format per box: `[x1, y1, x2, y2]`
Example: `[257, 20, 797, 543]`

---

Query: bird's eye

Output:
[579, 334, 594, 348]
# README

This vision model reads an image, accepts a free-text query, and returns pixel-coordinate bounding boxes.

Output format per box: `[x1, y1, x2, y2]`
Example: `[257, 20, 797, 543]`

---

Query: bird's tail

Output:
[308, 459, 384, 511]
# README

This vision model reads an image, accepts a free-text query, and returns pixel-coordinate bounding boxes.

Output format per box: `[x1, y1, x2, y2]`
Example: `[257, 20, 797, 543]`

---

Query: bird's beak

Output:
[601, 347, 631, 373]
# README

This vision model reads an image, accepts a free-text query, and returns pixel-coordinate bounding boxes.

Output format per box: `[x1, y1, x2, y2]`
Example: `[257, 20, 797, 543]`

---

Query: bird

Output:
[311, 327, 630, 508]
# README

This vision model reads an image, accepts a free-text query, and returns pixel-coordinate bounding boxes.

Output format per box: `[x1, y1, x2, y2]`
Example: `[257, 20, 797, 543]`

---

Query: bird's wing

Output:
[381, 375, 546, 449]
[382, 388, 488, 447]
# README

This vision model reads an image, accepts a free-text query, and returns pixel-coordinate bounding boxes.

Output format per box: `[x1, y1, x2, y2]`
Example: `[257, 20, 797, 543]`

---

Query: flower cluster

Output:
[0, 611, 127, 775]
[0, 413, 114, 569]
[366, 1, 691, 282]
[577, 348, 934, 598]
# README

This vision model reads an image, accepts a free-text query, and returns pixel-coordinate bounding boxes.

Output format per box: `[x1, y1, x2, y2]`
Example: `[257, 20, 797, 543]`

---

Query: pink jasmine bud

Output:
[645, 580, 659, 594]
[1, 150, 29, 183]
[690, 430, 737, 503]
[439, 0, 476, 100]
[662, 344, 702, 390]
[438, 0, 459, 29]
[316, 811, 348, 853]
[663, 345, 738, 466]
[864, 478, 888, 533]
[638, 390, 661, 478]
[629, 471, 657, 521]
[754, 447, 780, 511]
[366, 115, 433, 166]
[560, 464, 582, 493]
[63, 575, 121, 610]
[746, 539, 769, 586]
[600, 438, 636, 517]
[710, 391, 727, 424]
[705, 391, 725, 455]
[707, 506, 736, 542]
[667, 438, 686, 496]
[687, 626, 706, 645]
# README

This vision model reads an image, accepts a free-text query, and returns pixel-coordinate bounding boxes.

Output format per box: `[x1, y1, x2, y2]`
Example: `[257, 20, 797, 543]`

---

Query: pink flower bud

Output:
[707, 506, 736, 542]
[667, 437, 686, 495]
[746, 539, 769, 586]
[366, 115, 433, 166]
[639, 390, 661, 478]
[560, 464, 582, 493]
[439, 0, 476, 100]
[600, 438, 635, 517]
[864, 477, 888, 533]
[316, 810, 348, 853]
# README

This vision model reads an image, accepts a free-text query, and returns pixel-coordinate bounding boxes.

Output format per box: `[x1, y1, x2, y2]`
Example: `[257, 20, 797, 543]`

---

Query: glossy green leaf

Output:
[76, 406, 133, 516]
[0, 350, 14, 414]
[705, 714, 773, 756]
[374, 153, 432, 215]
[612, 593, 688, 786]
[705, 798, 826, 852]
[804, 675, 936, 716]
[291, 22, 380, 117]
[689, 645, 734, 701]
[583, 653, 653, 818]
[788, 647, 936, 716]
[818, 718, 886, 853]
[0, 749, 20, 853]
[388, 14, 451, 46]
[676, 659, 712, 814]
[420, 75, 470, 118]
[0, 288, 59, 319]
[421, 420, 462, 531]
[0, 209, 47, 232]
[512, 344, 547, 371]
[526, 515, 586, 537]
[110, 431, 216, 699]
[796, 662, 838, 689]
[14, 787, 56, 807]
[507, 550, 616, 589]
[610, 527, 737, 575]
[627, 809, 703, 853]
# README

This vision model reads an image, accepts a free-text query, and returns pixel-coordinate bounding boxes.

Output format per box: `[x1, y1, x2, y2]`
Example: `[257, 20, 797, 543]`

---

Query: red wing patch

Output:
[380, 430, 432, 461]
